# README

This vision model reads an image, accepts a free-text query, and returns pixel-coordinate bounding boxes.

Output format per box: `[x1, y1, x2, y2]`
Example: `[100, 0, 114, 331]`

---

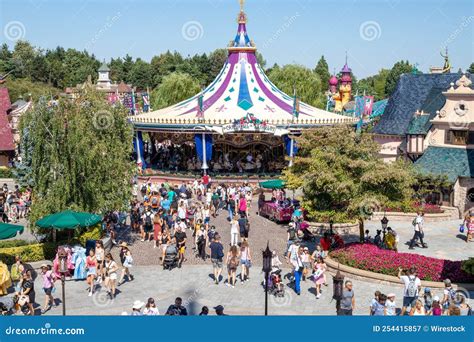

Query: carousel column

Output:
[201, 132, 209, 174]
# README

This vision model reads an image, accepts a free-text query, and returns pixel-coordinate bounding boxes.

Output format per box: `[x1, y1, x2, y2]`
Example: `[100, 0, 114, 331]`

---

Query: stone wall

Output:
[454, 177, 474, 217]
[307, 221, 359, 235]
[371, 208, 459, 222]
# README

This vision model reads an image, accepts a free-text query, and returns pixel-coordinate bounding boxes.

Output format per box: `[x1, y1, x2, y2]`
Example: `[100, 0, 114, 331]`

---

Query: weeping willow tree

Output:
[151, 72, 201, 110]
[17, 87, 134, 225]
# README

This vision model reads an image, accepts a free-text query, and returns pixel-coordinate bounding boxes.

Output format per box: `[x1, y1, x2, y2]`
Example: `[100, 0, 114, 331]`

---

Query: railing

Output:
[129, 117, 358, 125]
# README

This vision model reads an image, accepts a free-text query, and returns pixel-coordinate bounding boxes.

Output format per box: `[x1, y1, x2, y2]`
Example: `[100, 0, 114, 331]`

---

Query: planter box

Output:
[371, 208, 457, 222]
[307, 221, 359, 235]
[325, 255, 474, 291]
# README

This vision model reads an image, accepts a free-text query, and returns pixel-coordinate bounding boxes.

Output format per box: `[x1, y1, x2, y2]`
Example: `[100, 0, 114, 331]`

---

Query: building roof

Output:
[98, 62, 110, 72]
[131, 8, 353, 129]
[415, 146, 474, 182]
[406, 114, 431, 134]
[117, 81, 132, 93]
[0, 88, 15, 152]
[373, 73, 463, 136]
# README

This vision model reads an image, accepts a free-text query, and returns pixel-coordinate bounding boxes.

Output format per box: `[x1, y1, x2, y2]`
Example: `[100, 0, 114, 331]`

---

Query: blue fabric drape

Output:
[194, 134, 213, 162]
[133, 131, 147, 169]
[284, 135, 298, 157]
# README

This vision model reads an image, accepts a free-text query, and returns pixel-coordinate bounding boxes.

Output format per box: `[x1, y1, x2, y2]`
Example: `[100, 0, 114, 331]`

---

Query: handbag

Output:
[245, 260, 252, 268]
[459, 225, 465, 233]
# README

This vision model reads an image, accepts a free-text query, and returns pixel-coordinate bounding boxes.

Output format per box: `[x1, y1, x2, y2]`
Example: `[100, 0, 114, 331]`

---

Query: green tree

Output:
[17, 87, 134, 225]
[385, 60, 412, 97]
[61, 49, 99, 88]
[129, 58, 152, 90]
[268, 65, 322, 107]
[150, 51, 184, 88]
[314, 55, 330, 90]
[11, 40, 37, 79]
[151, 72, 201, 109]
[468, 63, 474, 74]
[209, 48, 228, 81]
[0, 43, 14, 74]
[283, 125, 414, 239]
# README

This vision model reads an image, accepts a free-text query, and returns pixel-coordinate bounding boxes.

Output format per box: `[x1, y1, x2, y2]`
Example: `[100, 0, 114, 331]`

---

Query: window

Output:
[467, 188, 474, 203]
[469, 131, 474, 145]
[446, 130, 468, 145]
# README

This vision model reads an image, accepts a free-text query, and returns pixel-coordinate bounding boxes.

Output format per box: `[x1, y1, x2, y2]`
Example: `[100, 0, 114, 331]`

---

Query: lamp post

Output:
[381, 215, 389, 241]
[262, 243, 272, 316]
[329, 220, 334, 236]
[332, 270, 345, 315]
[58, 250, 68, 316]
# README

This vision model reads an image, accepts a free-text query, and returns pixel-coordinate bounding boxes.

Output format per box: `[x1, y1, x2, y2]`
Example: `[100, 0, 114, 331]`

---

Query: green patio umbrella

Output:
[0, 222, 24, 240]
[259, 179, 286, 189]
[36, 210, 102, 230]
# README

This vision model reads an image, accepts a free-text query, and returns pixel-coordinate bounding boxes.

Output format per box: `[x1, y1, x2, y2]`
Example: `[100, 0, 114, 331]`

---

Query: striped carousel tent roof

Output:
[131, 6, 355, 130]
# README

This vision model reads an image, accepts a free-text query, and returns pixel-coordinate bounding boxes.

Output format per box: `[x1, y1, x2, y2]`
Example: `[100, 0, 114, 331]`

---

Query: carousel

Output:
[130, 1, 356, 177]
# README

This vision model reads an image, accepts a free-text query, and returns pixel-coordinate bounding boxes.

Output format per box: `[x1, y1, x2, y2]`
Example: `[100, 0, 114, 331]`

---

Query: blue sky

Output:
[1, 0, 472, 78]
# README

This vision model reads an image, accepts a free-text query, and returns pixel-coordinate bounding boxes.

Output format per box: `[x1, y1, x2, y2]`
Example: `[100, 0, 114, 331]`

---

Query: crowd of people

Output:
[0, 183, 31, 223]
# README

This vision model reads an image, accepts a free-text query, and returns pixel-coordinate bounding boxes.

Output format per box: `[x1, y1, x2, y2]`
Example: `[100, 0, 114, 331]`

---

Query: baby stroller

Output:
[266, 269, 285, 297]
[163, 245, 179, 271]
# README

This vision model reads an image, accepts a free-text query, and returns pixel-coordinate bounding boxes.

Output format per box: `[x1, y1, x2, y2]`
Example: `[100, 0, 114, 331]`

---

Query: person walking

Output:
[95, 240, 105, 284]
[175, 225, 187, 268]
[398, 266, 421, 315]
[409, 212, 427, 249]
[104, 253, 118, 299]
[337, 281, 355, 316]
[210, 234, 224, 284]
[290, 246, 304, 295]
[19, 270, 35, 315]
[40, 264, 55, 314]
[118, 244, 134, 286]
[313, 256, 326, 299]
[153, 209, 164, 249]
[386, 293, 397, 316]
[230, 214, 240, 246]
[240, 239, 251, 283]
[142, 207, 154, 242]
[85, 249, 97, 297]
[226, 245, 240, 288]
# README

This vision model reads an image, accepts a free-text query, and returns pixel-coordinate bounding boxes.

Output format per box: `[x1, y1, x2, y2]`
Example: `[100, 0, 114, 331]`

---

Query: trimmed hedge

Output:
[0, 240, 31, 249]
[0, 167, 13, 178]
[0, 242, 56, 265]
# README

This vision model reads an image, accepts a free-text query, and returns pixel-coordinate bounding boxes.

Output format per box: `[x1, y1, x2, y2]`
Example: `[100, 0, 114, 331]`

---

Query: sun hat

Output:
[387, 293, 396, 298]
[424, 287, 431, 293]
[433, 296, 440, 301]
[132, 300, 145, 310]
[119, 242, 128, 248]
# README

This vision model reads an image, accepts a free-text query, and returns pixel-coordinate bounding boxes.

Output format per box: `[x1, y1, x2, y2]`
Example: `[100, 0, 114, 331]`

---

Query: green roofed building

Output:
[410, 74, 474, 216]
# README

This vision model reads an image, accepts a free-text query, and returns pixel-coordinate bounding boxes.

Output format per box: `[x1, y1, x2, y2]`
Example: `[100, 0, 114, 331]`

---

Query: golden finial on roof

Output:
[237, 0, 247, 23]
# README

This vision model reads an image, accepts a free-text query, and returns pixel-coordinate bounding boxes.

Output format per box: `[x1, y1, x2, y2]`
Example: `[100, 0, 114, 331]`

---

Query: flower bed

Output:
[383, 202, 444, 214]
[329, 243, 474, 283]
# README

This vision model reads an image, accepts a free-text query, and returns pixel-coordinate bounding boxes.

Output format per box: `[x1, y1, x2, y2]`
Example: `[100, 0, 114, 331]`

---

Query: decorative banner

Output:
[107, 93, 118, 104]
[284, 135, 298, 157]
[363, 96, 374, 117]
[194, 133, 213, 162]
[142, 93, 149, 113]
[133, 131, 147, 169]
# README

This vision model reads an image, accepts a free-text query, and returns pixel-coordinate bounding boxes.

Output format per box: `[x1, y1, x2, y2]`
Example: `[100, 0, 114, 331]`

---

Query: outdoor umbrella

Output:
[259, 179, 286, 189]
[0, 222, 24, 240]
[36, 210, 102, 230]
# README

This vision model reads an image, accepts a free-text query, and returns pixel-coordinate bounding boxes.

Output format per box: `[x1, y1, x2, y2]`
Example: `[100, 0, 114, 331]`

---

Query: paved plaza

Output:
[3, 199, 472, 316]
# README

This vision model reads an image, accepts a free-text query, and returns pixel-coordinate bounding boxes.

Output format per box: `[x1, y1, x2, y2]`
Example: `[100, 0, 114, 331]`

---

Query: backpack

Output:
[406, 276, 417, 297]
[229, 256, 239, 268]
[447, 287, 457, 302]
[145, 212, 152, 226]
[412, 217, 417, 226]
[288, 228, 296, 241]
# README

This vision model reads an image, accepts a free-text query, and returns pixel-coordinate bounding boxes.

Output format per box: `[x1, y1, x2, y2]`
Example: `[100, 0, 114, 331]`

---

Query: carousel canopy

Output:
[131, 5, 355, 132]
[259, 179, 285, 189]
